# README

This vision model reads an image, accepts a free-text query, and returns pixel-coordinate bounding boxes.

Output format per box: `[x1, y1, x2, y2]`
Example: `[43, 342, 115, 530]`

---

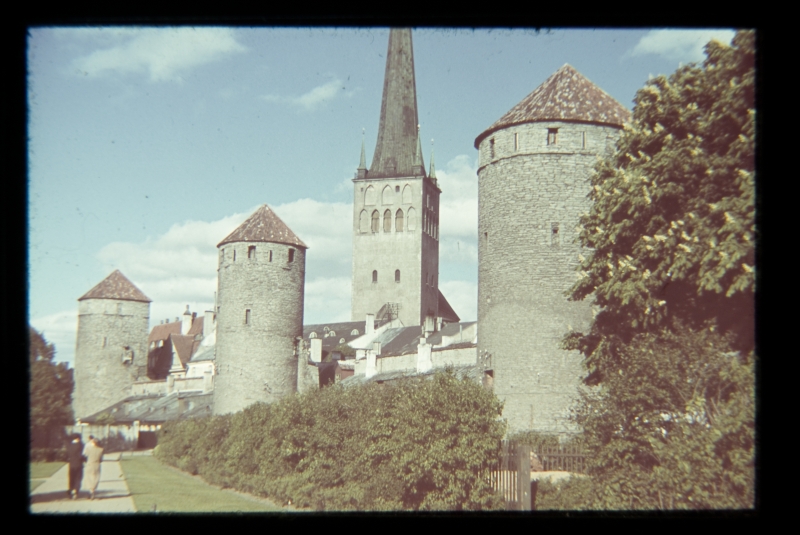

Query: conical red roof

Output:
[475, 64, 631, 148]
[217, 205, 307, 249]
[78, 270, 151, 302]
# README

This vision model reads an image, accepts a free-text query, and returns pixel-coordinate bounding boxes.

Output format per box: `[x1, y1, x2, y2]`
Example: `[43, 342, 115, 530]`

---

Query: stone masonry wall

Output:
[352, 175, 439, 326]
[477, 120, 622, 434]
[74, 298, 150, 419]
[213, 241, 305, 414]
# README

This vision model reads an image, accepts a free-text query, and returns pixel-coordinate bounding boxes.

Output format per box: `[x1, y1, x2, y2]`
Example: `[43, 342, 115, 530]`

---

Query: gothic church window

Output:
[395, 209, 404, 232]
[359, 209, 369, 233]
[382, 185, 394, 205]
[395, 269, 400, 283]
[365, 186, 376, 205]
[384, 209, 392, 232]
[371, 211, 380, 233]
[372, 270, 378, 283]
[548, 128, 558, 145]
[402, 184, 412, 204]
[407, 207, 417, 231]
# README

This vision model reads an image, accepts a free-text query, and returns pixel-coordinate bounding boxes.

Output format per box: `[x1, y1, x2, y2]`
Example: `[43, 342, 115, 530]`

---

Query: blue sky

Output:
[27, 27, 736, 366]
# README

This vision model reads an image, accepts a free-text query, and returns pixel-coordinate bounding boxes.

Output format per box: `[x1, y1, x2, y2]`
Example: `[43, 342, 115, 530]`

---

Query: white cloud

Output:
[629, 29, 736, 64]
[30, 310, 79, 367]
[439, 280, 477, 323]
[71, 27, 247, 82]
[261, 78, 354, 111]
[438, 154, 478, 242]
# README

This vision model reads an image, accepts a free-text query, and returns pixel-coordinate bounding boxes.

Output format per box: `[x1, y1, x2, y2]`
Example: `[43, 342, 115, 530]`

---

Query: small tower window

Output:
[371, 210, 380, 233]
[102, 336, 107, 348]
[548, 128, 558, 145]
[372, 270, 378, 283]
[551, 222, 560, 246]
[245, 309, 251, 325]
[383, 209, 392, 232]
[233, 249, 236, 262]
[395, 209, 404, 232]
[490, 138, 495, 158]
[269, 250, 273, 262]
[248, 245, 256, 259]
[514, 132, 519, 151]
[288, 248, 295, 263]
[395, 269, 401, 283]
[581, 131, 586, 149]
[395, 185, 400, 193]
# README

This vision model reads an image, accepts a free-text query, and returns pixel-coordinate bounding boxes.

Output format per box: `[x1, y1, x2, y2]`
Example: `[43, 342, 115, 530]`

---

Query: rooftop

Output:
[218, 204, 307, 249]
[78, 270, 151, 303]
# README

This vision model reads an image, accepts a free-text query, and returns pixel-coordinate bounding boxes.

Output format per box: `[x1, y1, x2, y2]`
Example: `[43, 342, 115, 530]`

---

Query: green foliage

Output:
[30, 326, 74, 450]
[555, 31, 756, 510]
[156, 370, 506, 511]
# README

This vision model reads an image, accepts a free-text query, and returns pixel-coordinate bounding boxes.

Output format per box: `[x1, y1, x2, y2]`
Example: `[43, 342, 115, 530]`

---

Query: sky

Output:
[27, 27, 737, 366]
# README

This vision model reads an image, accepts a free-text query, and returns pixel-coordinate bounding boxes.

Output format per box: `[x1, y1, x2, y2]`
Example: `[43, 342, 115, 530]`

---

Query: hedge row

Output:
[155, 370, 507, 511]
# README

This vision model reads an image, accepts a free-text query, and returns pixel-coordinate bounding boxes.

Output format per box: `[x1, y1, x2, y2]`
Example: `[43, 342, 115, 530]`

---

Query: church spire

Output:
[368, 28, 422, 179]
[428, 138, 436, 180]
[412, 124, 426, 176]
[357, 128, 367, 179]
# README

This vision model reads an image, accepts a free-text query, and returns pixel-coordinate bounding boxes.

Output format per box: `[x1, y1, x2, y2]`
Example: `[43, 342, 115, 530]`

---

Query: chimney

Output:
[366, 352, 377, 378]
[204, 310, 215, 339]
[424, 314, 435, 336]
[182, 305, 192, 335]
[417, 336, 432, 373]
[366, 313, 375, 336]
[310, 338, 322, 363]
[165, 318, 170, 323]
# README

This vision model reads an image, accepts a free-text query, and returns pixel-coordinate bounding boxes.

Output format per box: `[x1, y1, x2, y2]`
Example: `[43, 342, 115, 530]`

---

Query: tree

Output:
[557, 31, 756, 509]
[30, 326, 74, 447]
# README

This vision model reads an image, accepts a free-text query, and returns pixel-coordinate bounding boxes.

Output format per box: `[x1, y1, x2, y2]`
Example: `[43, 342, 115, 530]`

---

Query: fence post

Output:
[518, 443, 531, 511]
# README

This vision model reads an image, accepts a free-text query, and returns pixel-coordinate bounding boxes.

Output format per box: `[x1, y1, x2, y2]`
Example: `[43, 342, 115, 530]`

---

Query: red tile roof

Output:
[148, 322, 181, 343]
[171, 334, 197, 366]
[217, 205, 307, 249]
[78, 270, 151, 303]
[475, 64, 632, 148]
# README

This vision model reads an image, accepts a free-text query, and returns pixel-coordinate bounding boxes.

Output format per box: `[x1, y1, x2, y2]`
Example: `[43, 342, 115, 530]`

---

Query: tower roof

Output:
[217, 204, 307, 249]
[475, 64, 632, 148]
[78, 270, 151, 303]
[368, 28, 425, 179]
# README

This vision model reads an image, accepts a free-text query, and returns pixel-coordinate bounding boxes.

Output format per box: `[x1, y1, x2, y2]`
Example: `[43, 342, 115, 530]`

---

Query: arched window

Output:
[371, 210, 379, 233]
[395, 209, 404, 232]
[382, 185, 394, 205]
[359, 209, 369, 233]
[310, 332, 317, 339]
[383, 209, 392, 232]
[395, 269, 400, 283]
[402, 184, 412, 204]
[407, 207, 417, 231]
[364, 186, 376, 205]
[351, 329, 359, 335]
[372, 270, 378, 283]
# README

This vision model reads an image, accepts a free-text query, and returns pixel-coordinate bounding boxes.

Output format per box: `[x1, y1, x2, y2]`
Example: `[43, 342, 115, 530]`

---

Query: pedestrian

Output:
[66, 434, 85, 500]
[82, 436, 104, 500]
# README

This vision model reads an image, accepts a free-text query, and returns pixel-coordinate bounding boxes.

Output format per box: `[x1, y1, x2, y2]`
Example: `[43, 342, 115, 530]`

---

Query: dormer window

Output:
[548, 128, 558, 145]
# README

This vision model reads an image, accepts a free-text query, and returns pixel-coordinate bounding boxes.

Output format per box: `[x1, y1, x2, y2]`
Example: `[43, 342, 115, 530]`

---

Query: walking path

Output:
[30, 452, 137, 513]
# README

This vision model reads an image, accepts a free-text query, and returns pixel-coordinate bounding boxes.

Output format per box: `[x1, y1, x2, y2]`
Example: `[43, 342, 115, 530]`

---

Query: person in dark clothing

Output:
[66, 434, 86, 500]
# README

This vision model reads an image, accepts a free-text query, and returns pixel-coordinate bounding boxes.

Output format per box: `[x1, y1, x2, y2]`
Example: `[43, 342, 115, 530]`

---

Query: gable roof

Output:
[217, 205, 307, 249]
[148, 322, 181, 343]
[78, 270, 151, 303]
[475, 64, 631, 148]
[170, 334, 197, 367]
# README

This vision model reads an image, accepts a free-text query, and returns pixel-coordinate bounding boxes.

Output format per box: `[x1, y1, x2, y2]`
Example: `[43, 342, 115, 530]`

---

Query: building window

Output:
[364, 185, 376, 205]
[548, 128, 558, 145]
[372, 270, 378, 283]
[395, 185, 400, 193]
[402, 184, 412, 204]
[288, 248, 295, 263]
[395, 269, 400, 283]
[382, 185, 394, 205]
[384, 209, 392, 232]
[514, 132, 519, 151]
[371, 210, 380, 233]
[233, 249, 236, 262]
[102, 336, 107, 348]
[269, 250, 273, 262]
[245, 309, 251, 325]
[359, 209, 369, 233]
[407, 207, 416, 231]
[248, 245, 256, 259]
[395, 209, 404, 232]
[551, 223, 560, 246]
[490, 138, 495, 158]
[581, 131, 586, 149]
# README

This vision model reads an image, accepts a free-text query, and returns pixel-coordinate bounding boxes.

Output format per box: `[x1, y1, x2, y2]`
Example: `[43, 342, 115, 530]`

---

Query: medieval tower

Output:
[73, 270, 151, 419]
[475, 65, 631, 433]
[352, 28, 446, 330]
[213, 204, 307, 415]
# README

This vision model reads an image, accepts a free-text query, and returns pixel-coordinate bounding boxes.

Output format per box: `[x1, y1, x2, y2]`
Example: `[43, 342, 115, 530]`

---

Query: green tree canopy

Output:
[564, 30, 755, 384]
[30, 326, 74, 438]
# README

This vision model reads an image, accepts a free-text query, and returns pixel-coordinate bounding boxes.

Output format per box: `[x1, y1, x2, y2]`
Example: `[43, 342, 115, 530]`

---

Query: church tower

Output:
[475, 65, 631, 434]
[213, 205, 307, 415]
[352, 28, 442, 329]
[74, 270, 151, 419]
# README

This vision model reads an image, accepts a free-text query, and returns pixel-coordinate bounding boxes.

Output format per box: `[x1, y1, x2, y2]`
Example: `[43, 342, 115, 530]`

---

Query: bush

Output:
[155, 370, 506, 511]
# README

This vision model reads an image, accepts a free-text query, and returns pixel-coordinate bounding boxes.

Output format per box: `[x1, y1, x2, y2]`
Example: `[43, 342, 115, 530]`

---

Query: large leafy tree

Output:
[30, 326, 74, 446]
[558, 31, 756, 509]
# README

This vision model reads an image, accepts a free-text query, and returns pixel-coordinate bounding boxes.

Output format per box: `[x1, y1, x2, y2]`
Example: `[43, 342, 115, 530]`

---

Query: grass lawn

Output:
[120, 455, 284, 513]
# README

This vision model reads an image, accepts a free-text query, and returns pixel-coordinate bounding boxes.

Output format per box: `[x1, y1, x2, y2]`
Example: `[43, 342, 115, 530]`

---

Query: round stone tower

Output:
[213, 204, 308, 415]
[474, 64, 631, 434]
[74, 270, 151, 419]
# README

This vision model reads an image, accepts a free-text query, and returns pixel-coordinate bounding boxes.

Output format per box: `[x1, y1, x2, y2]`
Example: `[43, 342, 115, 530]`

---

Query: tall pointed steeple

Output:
[412, 124, 425, 176]
[368, 28, 424, 179]
[428, 139, 436, 180]
[357, 128, 367, 179]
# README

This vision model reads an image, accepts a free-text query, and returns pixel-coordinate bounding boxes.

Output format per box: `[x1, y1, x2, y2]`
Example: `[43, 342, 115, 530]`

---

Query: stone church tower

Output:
[475, 65, 631, 433]
[74, 270, 151, 419]
[213, 205, 307, 415]
[352, 28, 444, 329]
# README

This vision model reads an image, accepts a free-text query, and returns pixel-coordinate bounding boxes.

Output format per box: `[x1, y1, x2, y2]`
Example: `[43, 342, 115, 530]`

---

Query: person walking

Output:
[82, 436, 104, 500]
[66, 434, 85, 500]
